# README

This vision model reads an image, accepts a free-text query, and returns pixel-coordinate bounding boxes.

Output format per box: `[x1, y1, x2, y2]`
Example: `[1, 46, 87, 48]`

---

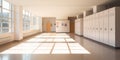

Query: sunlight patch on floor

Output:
[0, 33, 90, 54]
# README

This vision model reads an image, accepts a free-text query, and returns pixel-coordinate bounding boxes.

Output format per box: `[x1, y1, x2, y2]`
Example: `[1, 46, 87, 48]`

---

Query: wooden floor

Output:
[0, 33, 120, 60]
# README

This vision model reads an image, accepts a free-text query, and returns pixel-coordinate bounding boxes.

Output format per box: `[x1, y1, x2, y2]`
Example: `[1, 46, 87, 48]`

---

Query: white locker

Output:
[83, 18, 85, 36]
[86, 17, 89, 37]
[108, 8, 115, 47]
[88, 16, 90, 38]
[103, 10, 109, 44]
[89, 16, 91, 38]
[75, 19, 83, 35]
[94, 14, 98, 41]
[91, 15, 94, 39]
[95, 14, 100, 41]
[83, 17, 87, 37]
[93, 15, 96, 40]
[75, 20, 80, 35]
[80, 19, 83, 35]
[99, 12, 104, 43]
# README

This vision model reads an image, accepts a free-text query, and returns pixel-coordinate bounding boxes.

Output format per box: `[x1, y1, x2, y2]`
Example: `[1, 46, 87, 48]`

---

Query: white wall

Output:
[0, 33, 14, 45]
[56, 20, 70, 32]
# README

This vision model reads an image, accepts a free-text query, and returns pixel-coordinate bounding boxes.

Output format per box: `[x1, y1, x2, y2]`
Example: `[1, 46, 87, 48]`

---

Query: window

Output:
[33, 17, 36, 25]
[23, 10, 40, 31]
[32, 16, 39, 30]
[0, 0, 13, 34]
[23, 10, 31, 31]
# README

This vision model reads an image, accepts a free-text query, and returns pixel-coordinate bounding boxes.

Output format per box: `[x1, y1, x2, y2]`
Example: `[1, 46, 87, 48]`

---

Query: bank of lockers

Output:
[83, 7, 120, 47]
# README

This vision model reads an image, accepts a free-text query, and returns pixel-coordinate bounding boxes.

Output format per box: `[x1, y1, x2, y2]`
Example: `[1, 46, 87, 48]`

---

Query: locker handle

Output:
[105, 28, 107, 30]
[110, 28, 112, 31]
[96, 28, 98, 30]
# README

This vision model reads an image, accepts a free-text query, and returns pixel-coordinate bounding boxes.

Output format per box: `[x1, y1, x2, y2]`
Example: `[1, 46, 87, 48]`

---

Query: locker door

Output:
[108, 8, 115, 47]
[92, 15, 95, 40]
[83, 18, 85, 36]
[94, 14, 97, 40]
[95, 14, 99, 41]
[77, 20, 81, 35]
[84, 17, 87, 37]
[103, 10, 109, 44]
[85, 17, 87, 37]
[89, 16, 91, 38]
[97, 13, 100, 42]
[80, 19, 83, 35]
[87, 16, 89, 38]
[92, 15, 94, 40]
[99, 12, 104, 43]
[88, 16, 90, 38]
[90, 15, 93, 39]
[91, 15, 93, 39]
[86, 17, 89, 37]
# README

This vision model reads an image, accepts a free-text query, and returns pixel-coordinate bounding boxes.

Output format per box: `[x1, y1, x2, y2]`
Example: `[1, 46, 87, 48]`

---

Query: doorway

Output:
[46, 22, 51, 32]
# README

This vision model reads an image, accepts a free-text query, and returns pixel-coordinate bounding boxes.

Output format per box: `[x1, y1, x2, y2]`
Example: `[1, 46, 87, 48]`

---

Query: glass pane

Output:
[2, 22, 9, 32]
[23, 10, 31, 31]
[2, 28, 9, 33]
[0, 0, 2, 6]
[0, 28, 2, 33]
[3, 9, 10, 18]
[2, 23, 9, 27]
[0, 8, 2, 17]
[2, 18, 9, 22]
[0, 22, 1, 28]
[0, 18, 2, 22]
[2, 0, 10, 9]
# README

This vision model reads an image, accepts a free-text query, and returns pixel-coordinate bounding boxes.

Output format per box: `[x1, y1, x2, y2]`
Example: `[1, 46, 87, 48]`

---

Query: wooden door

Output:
[46, 22, 51, 32]
[70, 20, 75, 33]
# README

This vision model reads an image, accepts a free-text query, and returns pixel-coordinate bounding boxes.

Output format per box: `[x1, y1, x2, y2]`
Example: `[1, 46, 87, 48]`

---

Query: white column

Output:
[14, 5, 23, 40]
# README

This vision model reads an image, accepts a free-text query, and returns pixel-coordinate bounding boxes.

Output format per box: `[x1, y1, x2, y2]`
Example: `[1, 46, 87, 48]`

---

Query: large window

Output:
[0, 0, 13, 34]
[23, 10, 31, 31]
[23, 10, 40, 31]
[32, 16, 40, 30]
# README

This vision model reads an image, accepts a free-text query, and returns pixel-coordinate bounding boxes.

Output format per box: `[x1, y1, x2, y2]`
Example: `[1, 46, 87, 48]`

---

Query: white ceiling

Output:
[7, 0, 112, 19]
